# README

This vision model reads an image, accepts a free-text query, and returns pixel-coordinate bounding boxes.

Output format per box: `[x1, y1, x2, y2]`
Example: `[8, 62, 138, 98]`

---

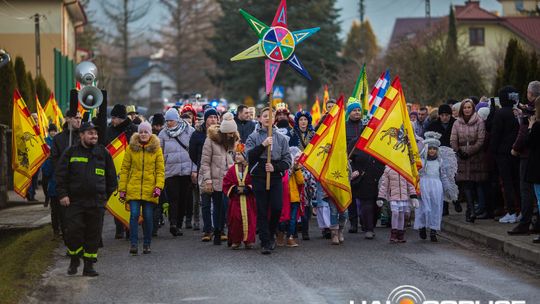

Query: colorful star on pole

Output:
[230, 0, 320, 94]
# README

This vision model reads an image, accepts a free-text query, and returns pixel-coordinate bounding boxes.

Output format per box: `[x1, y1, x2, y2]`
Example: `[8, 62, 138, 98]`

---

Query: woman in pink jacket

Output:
[377, 166, 419, 243]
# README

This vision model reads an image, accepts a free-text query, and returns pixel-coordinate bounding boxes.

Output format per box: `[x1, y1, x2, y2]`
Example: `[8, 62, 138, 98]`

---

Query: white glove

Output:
[376, 200, 384, 208]
[410, 198, 420, 208]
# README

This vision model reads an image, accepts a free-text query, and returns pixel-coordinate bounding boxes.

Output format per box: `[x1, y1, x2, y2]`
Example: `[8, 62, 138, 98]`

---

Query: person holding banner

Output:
[246, 107, 291, 255]
[118, 122, 165, 255]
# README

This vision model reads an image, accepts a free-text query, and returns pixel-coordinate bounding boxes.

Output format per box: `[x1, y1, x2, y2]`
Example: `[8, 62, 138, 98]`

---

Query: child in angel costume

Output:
[414, 131, 459, 242]
[223, 143, 257, 249]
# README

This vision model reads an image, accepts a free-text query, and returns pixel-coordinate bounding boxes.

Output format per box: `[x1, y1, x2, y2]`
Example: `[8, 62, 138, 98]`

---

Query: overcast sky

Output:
[89, 0, 502, 48]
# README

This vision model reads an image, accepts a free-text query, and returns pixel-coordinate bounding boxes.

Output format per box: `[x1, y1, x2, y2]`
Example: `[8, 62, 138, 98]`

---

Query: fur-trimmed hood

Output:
[129, 133, 160, 153]
[207, 124, 239, 144]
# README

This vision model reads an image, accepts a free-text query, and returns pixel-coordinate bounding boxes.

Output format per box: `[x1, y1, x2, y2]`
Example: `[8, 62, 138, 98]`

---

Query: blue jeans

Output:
[329, 199, 348, 228]
[129, 200, 154, 246]
[201, 192, 225, 233]
[287, 202, 300, 237]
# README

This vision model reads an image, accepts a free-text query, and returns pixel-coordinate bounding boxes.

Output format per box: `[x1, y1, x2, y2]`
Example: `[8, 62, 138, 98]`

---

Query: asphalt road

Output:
[25, 213, 540, 304]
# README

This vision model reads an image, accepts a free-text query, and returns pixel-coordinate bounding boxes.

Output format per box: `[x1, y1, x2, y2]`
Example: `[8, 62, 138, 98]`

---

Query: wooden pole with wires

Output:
[266, 92, 274, 190]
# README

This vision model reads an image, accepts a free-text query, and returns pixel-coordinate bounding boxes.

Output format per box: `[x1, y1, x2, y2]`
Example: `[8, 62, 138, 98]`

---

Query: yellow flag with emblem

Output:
[355, 77, 421, 191]
[44, 93, 63, 132]
[35, 96, 49, 141]
[299, 95, 352, 212]
[12, 90, 50, 197]
[105, 133, 132, 227]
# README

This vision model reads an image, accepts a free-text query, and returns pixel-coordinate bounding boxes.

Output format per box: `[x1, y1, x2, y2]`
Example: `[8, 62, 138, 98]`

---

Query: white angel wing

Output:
[438, 146, 459, 202]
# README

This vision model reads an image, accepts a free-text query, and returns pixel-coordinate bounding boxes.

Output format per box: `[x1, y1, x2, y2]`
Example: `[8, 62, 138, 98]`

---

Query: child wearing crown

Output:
[223, 143, 257, 249]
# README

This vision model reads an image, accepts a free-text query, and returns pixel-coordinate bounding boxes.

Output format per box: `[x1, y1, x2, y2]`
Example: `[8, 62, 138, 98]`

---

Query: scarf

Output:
[165, 120, 188, 138]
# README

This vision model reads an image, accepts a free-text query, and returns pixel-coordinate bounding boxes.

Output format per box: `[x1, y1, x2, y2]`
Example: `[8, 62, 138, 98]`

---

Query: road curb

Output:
[443, 217, 540, 266]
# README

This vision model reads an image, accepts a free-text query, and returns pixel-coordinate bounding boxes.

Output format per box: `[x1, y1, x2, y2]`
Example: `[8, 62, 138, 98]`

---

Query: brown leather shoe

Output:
[286, 237, 298, 247]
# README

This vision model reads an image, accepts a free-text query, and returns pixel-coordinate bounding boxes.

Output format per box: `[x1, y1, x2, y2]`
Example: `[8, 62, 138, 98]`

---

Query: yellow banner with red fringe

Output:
[12, 90, 50, 197]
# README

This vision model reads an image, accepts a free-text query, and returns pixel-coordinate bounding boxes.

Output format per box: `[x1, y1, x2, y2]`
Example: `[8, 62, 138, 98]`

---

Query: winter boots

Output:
[331, 229, 340, 245]
[286, 236, 298, 247]
[213, 230, 222, 245]
[397, 230, 406, 243]
[82, 260, 99, 277]
[390, 229, 399, 243]
[338, 227, 345, 243]
[276, 231, 286, 247]
[67, 256, 80, 275]
[430, 230, 438, 242]
[419, 227, 427, 240]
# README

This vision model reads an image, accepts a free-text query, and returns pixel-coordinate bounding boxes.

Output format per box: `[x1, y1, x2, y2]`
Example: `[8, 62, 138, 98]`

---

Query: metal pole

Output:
[359, 0, 365, 23]
[34, 14, 41, 76]
[266, 92, 273, 190]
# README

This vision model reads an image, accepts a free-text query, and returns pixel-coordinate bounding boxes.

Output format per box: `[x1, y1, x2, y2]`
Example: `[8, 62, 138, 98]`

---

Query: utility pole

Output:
[33, 13, 42, 76]
[359, 0, 365, 23]
[425, 0, 431, 26]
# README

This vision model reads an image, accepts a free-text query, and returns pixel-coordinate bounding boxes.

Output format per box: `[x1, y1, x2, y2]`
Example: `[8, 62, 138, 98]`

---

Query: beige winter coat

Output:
[198, 125, 238, 192]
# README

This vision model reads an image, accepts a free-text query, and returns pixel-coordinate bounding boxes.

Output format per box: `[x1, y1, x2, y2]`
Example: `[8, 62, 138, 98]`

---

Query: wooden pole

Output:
[266, 92, 273, 190]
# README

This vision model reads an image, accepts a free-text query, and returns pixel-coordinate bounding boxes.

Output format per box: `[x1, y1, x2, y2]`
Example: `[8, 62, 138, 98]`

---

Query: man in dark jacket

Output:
[105, 104, 138, 239]
[426, 104, 455, 147]
[56, 122, 117, 277]
[235, 105, 256, 143]
[490, 86, 521, 224]
[508, 80, 540, 234]
[349, 149, 385, 238]
[345, 101, 365, 233]
[189, 108, 219, 238]
[50, 110, 82, 168]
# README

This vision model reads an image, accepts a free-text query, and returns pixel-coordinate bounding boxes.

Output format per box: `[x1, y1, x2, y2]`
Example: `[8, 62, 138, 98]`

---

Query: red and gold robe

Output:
[223, 164, 257, 244]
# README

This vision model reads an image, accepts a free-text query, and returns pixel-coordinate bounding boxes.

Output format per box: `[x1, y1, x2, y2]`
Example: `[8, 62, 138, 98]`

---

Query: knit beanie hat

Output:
[111, 104, 127, 119]
[438, 104, 452, 115]
[48, 123, 58, 132]
[220, 112, 237, 133]
[345, 101, 361, 120]
[151, 113, 165, 126]
[165, 108, 180, 122]
[204, 108, 219, 122]
[138, 121, 152, 134]
[181, 104, 197, 117]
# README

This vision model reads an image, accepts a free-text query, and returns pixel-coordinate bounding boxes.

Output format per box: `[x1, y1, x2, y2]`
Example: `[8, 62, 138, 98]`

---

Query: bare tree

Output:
[158, 0, 220, 97]
[102, 0, 151, 103]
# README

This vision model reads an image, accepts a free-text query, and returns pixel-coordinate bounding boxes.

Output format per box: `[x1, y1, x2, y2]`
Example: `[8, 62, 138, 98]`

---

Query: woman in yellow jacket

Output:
[119, 122, 165, 255]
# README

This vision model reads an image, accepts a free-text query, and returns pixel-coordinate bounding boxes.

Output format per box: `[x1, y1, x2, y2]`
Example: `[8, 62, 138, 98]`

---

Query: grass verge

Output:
[0, 226, 59, 304]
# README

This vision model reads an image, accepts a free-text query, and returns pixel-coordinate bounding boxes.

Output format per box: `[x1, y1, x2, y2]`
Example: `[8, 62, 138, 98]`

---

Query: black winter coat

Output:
[55, 143, 117, 207]
[350, 150, 385, 199]
[106, 118, 138, 145]
[426, 117, 455, 147]
[188, 124, 207, 170]
[234, 116, 256, 143]
[345, 119, 364, 151]
[489, 106, 519, 155]
[525, 122, 540, 183]
[50, 123, 80, 168]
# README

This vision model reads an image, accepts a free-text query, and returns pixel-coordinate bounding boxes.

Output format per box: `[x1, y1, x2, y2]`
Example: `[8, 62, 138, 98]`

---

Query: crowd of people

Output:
[36, 80, 540, 276]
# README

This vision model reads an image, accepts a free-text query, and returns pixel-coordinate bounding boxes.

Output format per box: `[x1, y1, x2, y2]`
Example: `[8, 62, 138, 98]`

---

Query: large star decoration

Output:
[230, 0, 320, 94]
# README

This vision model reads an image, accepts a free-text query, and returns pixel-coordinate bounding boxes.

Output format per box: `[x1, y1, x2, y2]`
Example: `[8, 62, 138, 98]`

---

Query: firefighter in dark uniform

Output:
[56, 122, 117, 276]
